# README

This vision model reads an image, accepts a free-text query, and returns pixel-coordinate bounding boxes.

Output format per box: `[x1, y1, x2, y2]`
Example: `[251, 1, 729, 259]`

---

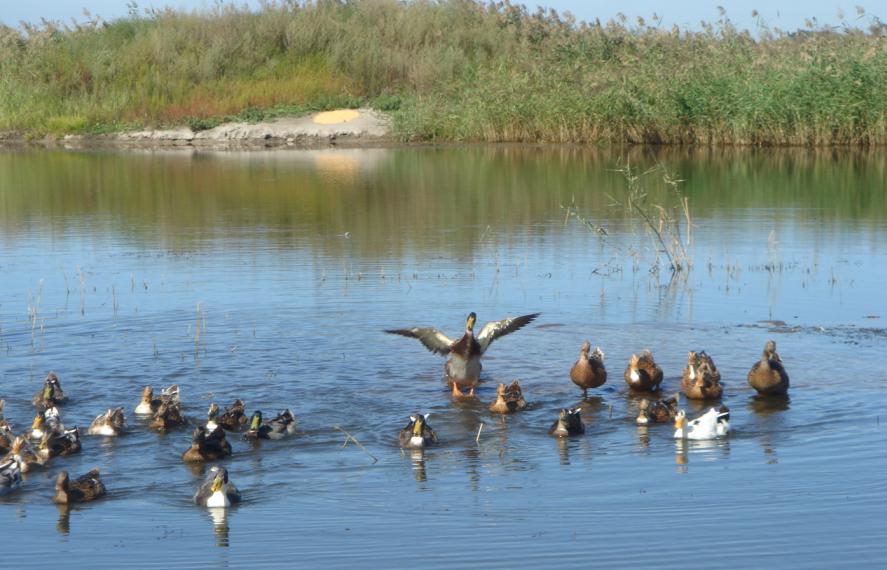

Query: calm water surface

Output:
[0, 146, 885, 567]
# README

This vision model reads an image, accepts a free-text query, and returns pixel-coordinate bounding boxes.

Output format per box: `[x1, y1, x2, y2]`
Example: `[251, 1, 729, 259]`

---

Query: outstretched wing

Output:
[385, 327, 454, 355]
[476, 313, 540, 353]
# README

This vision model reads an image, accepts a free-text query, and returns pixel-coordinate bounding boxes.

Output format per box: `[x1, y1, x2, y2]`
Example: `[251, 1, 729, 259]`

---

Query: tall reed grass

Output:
[0, 1, 883, 144]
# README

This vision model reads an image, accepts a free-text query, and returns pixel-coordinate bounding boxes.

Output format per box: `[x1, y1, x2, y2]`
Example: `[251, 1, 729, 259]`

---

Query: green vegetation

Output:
[0, 1, 884, 144]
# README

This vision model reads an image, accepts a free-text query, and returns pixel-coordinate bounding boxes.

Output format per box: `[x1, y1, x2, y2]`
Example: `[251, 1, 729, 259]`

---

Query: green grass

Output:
[0, 1, 884, 145]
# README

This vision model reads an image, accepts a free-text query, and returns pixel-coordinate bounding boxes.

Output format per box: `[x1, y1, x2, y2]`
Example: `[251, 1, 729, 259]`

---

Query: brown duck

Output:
[53, 469, 106, 504]
[385, 312, 539, 397]
[681, 351, 723, 400]
[150, 400, 186, 431]
[624, 350, 663, 392]
[489, 380, 528, 414]
[32, 372, 66, 407]
[570, 341, 607, 397]
[548, 408, 585, 436]
[747, 340, 789, 395]
[636, 393, 680, 425]
[182, 425, 233, 462]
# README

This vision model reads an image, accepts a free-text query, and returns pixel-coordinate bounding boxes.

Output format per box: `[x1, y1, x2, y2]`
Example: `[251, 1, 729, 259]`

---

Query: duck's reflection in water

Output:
[56, 504, 70, 535]
[207, 507, 231, 547]
[410, 449, 427, 483]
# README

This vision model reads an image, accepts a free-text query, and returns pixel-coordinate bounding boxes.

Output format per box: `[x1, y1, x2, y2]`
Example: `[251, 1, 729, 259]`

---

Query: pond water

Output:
[0, 145, 885, 567]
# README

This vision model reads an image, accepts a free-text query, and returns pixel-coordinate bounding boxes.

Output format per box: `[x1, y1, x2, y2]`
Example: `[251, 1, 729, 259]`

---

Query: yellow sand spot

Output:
[313, 109, 360, 125]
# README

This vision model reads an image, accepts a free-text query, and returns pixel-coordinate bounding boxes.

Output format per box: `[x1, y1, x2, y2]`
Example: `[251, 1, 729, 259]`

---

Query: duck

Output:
[87, 408, 127, 436]
[53, 468, 106, 504]
[570, 341, 607, 396]
[149, 400, 186, 431]
[747, 340, 789, 395]
[32, 372, 67, 407]
[681, 351, 722, 400]
[0, 458, 22, 495]
[385, 312, 540, 397]
[673, 407, 730, 440]
[37, 427, 82, 461]
[0, 421, 14, 455]
[636, 393, 680, 425]
[30, 406, 64, 440]
[2, 436, 43, 473]
[244, 410, 296, 440]
[182, 425, 233, 462]
[548, 408, 585, 436]
[624, 350, 664, 392]
[135, 384, 180, 415]
[489, 380, 528, 414]
[194, 466, 241, 507]
[398, 413, 438, 448]
[207, 400, 247, 432]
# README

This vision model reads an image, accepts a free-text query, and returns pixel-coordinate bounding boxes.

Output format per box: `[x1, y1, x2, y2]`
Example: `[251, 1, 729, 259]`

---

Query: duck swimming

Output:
[681, 351, 722, 400]
[0, 458, 21, 495]
[244, 410, 296, 440]
[135, 384, 180, 415]
[207, 400, 247, 432]
[489, 380, 528, 414]
[182, 425, 233, 462]
[53, 469, 106, 504]
[32, 372, 66, 407]
[385, 312, 540, 397]
[37, 427, 82, 462]
[2, 436, 43, 473]
[747, 340, 789, 396]
[673, 407, 730, 440]
[194, 466, 240, 507]
[624, 350, 664, 392]
[549, 408, 585, 436]
[570, 341, 607, 397]
[88, 408, 127, 436]
[398, 413, 438, 448]
[30, 406, 64, 441]
[149, 400, 186, 431]
[636, 393, 680, 425]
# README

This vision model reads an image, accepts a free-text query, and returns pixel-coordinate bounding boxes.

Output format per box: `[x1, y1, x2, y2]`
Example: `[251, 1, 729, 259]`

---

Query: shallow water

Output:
[0, 145, 885, 567]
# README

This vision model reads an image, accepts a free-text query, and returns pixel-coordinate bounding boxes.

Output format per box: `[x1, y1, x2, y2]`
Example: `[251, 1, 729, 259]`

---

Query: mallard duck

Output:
[2, 436, 43, 473]
[385, 312, 540, 397]
[194, 466, 241, 507]
[636, 393, 680, 425]
[624, 350, 664, 392]
[0, 421, 14, 455]
[149, 400, 186, 431]
[37, 427, 82, 461]
[244, 410, 296, 440]
[182, 426, 233, 462]
[135, 384, 180, 415]
[681, 351, 722, 400]
[398, 413, 438, 448]
[30, 406, 64, 440]
[548, 408, 585, 436]
[207, 400, 247, 432]
[570, 341, 607, 396]
[0, 458, 22, 495]
[87, 408, 126, 437]
[489, 380, 528, 414]
[32, 372, 67, 407]
[53, 468, 106, 504]
[747, 340, 789, 395]
[673, 407, 730, 440]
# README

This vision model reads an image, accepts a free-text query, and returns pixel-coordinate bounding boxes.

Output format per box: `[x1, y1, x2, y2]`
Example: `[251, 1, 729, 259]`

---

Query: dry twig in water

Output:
[335, 425, 378, 464]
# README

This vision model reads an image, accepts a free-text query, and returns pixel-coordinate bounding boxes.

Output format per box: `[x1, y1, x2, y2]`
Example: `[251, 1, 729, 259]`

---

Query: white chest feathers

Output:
[206, 490, 230, 508]
[409, 435, 426, 448]
[630, 370, 640, 382]
[89, 424, 118, 436]
[688, 365, 696, 380]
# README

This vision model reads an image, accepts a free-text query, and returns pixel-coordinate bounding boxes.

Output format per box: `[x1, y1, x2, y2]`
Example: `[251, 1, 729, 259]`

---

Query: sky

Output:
[1, 0, 879, 32]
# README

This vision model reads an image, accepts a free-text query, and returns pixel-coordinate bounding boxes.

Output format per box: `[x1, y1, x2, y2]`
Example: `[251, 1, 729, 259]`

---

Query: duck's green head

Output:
[411, 413, 428, 436]
[42, 384, 53, 401]
[31, 414, 44, 431]
[466, 312, 477, 332]
[249, 411, 262, 431]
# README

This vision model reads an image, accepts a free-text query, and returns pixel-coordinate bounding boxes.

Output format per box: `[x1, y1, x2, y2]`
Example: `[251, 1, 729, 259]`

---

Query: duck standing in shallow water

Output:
[681, 351, 723, 400]
[489, 380, 528, 414]
[194, 466, 241, 507]
[570, 341, 607, 397]
[32, 372, 66, 407]
[636, 393, 680, 425]
[549, 408, 585, 436]
[385, 312, 540, 397]
[244, 410, 296, 440]
[88, 408, 127, 436]
[53, 469, 106, 504]
[398, 413, 438, 448]
[673, 407, 730, 440]
[624, 350, 664, 392]
[747, 340, 789, 396]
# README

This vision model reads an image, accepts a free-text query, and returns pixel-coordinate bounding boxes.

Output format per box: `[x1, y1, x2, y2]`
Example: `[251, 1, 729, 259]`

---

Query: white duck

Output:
[673, 407, 730, 440]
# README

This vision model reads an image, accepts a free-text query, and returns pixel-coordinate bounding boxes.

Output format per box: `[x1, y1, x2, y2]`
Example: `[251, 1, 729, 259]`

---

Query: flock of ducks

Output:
[389, 313, 789, 445]
[0, 312, 791, 508]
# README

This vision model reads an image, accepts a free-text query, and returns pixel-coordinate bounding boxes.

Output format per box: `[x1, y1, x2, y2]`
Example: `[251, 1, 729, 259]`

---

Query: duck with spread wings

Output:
[385, 312, 540, 397]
